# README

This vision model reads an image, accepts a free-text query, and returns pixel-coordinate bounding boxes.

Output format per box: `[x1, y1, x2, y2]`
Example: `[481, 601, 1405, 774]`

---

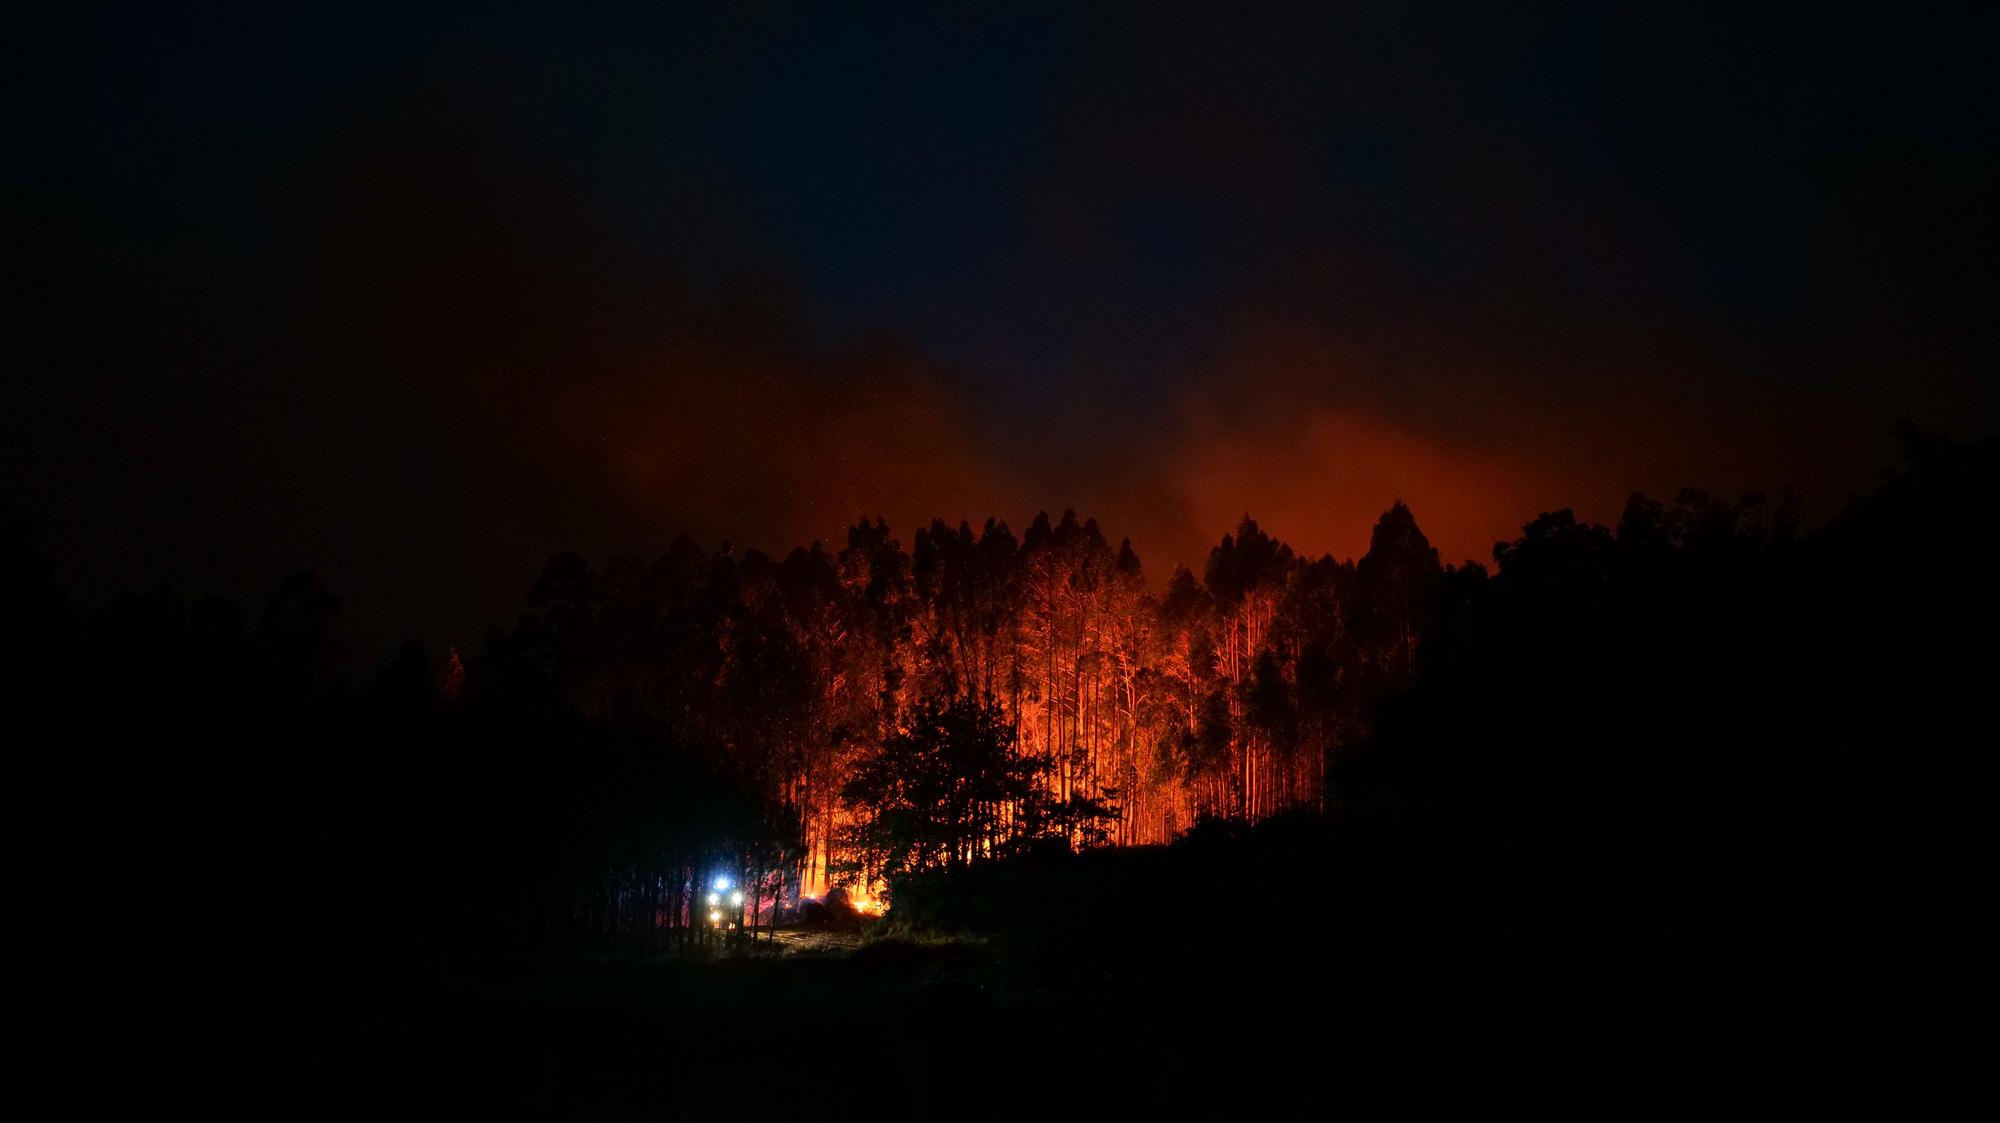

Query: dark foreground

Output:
[78, 809, 1940, 1120]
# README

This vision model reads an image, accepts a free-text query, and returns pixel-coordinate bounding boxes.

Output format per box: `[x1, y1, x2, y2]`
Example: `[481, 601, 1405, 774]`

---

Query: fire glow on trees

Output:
[504, 502, 1451, 915]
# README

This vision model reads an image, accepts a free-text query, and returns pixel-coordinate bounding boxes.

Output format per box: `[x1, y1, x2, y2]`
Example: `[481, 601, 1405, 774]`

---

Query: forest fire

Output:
[501, 500, 1457, 922]
[14, 1, 1986, 1114]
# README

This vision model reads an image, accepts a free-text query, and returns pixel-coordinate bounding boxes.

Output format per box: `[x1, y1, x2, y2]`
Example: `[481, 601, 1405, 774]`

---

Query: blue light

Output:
[713, 875, 731, 891]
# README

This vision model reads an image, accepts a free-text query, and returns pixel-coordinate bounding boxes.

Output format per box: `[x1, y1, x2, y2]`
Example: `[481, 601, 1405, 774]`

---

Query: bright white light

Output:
[706, 892, 719, 906]
[708, 909, 720, 923]
[713, 876, 731, 891]
[729, 890, 743, 906]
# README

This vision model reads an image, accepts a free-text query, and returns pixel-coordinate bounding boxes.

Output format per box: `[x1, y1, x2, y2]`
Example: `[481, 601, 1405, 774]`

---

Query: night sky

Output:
[9, 2, 1996, 659]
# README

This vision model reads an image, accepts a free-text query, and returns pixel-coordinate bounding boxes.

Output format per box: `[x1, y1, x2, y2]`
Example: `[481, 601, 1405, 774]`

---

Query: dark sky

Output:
[8, 2, 1996, 660]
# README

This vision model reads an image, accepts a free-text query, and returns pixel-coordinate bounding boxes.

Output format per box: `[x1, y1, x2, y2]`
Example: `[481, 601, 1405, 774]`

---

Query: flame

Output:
[850, 893, 886, 917]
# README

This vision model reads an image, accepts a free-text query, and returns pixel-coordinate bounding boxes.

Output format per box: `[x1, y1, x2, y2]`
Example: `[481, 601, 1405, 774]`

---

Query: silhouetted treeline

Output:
[8, 429, 1991, 1007]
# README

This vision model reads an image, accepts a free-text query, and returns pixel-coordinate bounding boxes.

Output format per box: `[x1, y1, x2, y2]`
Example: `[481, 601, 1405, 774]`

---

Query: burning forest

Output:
[449, 501, 1453, 940]
[12, 1, 1991, 1114]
